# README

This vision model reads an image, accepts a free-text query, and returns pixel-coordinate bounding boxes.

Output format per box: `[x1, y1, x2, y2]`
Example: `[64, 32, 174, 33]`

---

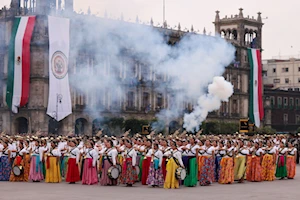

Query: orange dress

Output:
[286, 148, 296, 179]
[10, 154, 31, 182]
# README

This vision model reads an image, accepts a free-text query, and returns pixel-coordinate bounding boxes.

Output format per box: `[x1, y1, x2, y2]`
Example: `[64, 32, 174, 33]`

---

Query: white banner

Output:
[47, 16, 72, 121]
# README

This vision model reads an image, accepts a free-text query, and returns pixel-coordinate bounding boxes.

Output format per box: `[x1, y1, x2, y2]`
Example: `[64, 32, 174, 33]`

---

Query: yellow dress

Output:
[164, 158, 179, 189]
[234, 155, 246, 180]
[45, 153, 62, 183]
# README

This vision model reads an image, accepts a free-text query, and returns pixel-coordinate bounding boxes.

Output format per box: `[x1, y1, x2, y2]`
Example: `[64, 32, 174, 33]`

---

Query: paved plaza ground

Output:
[1, 166, 300, 200]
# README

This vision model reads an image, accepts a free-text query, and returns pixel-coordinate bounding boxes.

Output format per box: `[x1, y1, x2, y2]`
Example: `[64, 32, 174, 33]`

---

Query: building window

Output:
[156, 93, 163, 110]
[273, 68, 276, 73]
[296, 115, 300, 124]
[296, 98, 299, 108]
[289, 98, 294, 107]
[273, 79, 280, 83]
[282, 67, 289, 72]
[298, 67, 300, 72]
[283, 114, 288, 124]
[285, 78, 289, 84]
[270, 96, 275, 107]
[142, 92, 150, 108]
[127, 92, 134, 108]
[284, 97, 288, 106]
[295, 88, 300, 91]
[277, 97, 282, 108]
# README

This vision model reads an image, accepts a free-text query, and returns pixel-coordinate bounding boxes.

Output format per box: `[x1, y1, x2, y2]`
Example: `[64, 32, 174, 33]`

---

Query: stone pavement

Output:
[1, 166, 300, 200]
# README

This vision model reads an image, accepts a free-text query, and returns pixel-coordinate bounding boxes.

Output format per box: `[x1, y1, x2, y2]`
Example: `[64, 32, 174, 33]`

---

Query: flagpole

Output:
[163, 0, 165, 23]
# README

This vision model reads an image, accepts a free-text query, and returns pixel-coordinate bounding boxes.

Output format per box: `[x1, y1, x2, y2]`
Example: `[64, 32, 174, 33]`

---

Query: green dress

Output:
[184, 157, 198, 187]
[275, 155, 287, 178]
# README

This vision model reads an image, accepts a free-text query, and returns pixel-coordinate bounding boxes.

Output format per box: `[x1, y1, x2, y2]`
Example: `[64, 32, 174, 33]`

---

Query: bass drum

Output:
[13, 165, 23, 176]
[108, 166, 120, 179]
[135, 166, 140, 175]
[175, 167, 186, 180]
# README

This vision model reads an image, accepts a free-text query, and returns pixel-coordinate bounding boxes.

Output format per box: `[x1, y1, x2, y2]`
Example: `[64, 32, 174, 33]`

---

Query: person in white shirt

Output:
[247, 142, 263, 182]
[100, 139, 118, 186]
[286, 142, 297, 179]
[66, 140, 81, 184]
[10, 141, 30, 182]
[82, 140, 99, 185]
[28, 139, 44, 182]
[183, 137, 199, 187]
[198, 140, 215, 186]
[163, 140, 184, 189]
[45, 141, 62, 183]
[234, 140, 248, 183]
[121, 139, 137, 187]
[276, 141, 288, 179]
[146, 143, 164, 187]
[261, 140, 276, 181]
[219, 141, 235, 184]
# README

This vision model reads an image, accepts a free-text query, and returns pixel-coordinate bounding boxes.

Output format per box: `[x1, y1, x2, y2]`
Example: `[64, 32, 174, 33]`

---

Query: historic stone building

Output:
[0, 1, 265, 135]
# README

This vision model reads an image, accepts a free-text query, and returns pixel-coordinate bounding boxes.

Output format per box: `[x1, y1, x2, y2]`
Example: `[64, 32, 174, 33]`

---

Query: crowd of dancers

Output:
[0, 131, 298, 189]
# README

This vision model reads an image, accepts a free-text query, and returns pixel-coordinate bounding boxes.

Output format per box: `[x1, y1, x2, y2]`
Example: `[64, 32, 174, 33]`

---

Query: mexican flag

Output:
[248, 48, 264, 127]
[6, 16, 36, 113]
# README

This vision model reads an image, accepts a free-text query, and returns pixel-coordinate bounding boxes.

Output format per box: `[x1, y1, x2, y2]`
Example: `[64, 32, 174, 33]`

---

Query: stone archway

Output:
[14, 117, 28, 134]
[92, 119, 102, 136]
[75, 118, 88, 135]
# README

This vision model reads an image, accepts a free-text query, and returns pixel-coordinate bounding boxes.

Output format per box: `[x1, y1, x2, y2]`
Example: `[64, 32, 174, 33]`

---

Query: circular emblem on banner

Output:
[51, 51, 68, 79]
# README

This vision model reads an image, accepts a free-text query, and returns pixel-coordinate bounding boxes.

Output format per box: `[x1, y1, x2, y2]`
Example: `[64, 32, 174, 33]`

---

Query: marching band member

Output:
[286, 142, 296, 179]
[0, 141, 12, 181]
[82, 141, 99, 185]
[100, 139, 118, 186]
[234, 140, 248, 183]
[121, 139, 138, 187]
[276, 141, 288, 179]
[45, 140, 62, 183]
[183, 137, 199, 187]
[146, 143, 164, 187]
[66, 140, 81, 184]
[261, 140, 276, 181]
[29, 139, 45, 182]
[219, 141, 234, 184]
[164, 140, 185, 189]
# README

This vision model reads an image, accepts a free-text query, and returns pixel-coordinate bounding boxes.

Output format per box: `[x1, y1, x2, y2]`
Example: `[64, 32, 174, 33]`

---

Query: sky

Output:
[1, 0, 300, 59]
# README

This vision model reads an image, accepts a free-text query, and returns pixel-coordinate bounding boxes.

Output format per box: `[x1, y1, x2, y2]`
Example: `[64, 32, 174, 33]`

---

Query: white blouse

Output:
[171, 149, 184, 168]
[105, 148, 118, 166]
[69, 147, 81, 164]
[125, 148, 137, 166]
[203, 146, 214, 156]
[187, 144, 200, 156]
[86, 148, 99, 167]
[288, 148, 297, 155]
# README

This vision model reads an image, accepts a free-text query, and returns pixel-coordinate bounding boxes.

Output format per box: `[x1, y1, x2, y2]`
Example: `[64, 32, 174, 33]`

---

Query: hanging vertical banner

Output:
[248, 48, 264, 127]
[47, 16, 72, 121]
[6, 16, 36, 113]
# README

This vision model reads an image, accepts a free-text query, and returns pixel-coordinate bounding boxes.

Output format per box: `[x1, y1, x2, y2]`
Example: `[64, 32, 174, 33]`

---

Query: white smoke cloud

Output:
[183, 76, 234, 132]
[68, 15, 235, 132]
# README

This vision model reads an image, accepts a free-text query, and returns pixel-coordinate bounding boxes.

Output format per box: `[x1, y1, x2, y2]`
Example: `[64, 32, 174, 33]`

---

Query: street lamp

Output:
[56, 93, 63, 121]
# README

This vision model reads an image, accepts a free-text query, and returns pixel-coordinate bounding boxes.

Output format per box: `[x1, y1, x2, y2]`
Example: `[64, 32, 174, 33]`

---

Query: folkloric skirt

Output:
[82, 158, 98, 185]
[0, 156, 12, 181]
[45, 156, 61, 183]
[163, 158, 179, 189]
[141, 157, 151, 185]
[275, 155, 287, 178]
[198, 156, 214, 186]
[219, 157, 234, 184]
[121, 158, 138, 185]
[28, 155, 44, 181]
[286, 155, 296, 179]
[261, 154, 275, 181]
[66, 158, 80, 183]
[100, 159, 117, 186]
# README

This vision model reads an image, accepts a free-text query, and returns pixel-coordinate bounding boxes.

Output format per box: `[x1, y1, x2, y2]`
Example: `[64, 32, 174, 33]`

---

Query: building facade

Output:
[263, 58, 300, 91]
[0, 1, 265, 135]
[264, 87, 300, 132]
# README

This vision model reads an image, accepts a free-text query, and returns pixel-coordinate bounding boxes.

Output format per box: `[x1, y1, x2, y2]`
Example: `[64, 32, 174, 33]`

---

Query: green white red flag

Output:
[248, 48, 264, 127]
[6, 16, 36, 113]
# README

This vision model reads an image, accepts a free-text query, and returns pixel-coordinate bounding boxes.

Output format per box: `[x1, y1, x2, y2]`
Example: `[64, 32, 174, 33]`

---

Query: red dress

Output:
[66, 158, 80, 183]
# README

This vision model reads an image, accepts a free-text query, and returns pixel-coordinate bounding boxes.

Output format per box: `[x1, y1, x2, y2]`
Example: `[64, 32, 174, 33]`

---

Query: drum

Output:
[175, 167, 186, 180]
[13, 165, 23, 176]
[135, 166, 140, 175]
[108, 166, 120, 179]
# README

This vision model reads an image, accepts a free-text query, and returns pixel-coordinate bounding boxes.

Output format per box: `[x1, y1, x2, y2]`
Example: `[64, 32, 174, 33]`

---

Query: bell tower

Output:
[212, 9, 264, 121]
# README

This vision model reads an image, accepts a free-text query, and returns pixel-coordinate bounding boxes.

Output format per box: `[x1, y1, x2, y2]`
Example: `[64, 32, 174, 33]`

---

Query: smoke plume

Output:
[68, 15, 235, 133]
[183, 76, 234, 132]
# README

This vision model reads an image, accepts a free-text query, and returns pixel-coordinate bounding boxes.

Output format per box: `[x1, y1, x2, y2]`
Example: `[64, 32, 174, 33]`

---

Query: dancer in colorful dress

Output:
[122, 139, 138, 187]
[276, 142, 288, 179]
[29, 139, 45, 182]
[261, 140, 276, 181]
[45, 141, 62, 183]
[219, 141, 234, 184]
[146, 143, 164, 187]
[66, 140, 81, 184]
[286, 142, 296, 179]
[0, 141, 12, 181]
